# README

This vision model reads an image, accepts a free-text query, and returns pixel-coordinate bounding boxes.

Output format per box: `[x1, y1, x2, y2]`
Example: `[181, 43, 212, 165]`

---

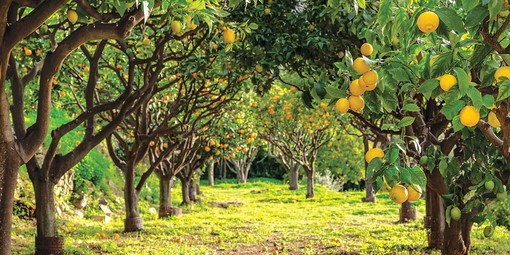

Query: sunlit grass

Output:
[11, 178, 510, 254]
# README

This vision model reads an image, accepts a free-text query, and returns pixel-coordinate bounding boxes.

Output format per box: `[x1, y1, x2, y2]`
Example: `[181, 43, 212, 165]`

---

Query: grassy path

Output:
[11, 178, 510, 254]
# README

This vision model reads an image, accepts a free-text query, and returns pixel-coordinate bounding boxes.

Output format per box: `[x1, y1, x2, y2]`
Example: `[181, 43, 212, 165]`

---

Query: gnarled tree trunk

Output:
[0, 144, 22, 255]
[288, 165, 299, 190]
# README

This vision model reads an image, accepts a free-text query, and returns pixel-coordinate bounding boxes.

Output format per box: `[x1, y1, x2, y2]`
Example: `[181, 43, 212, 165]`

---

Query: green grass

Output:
[11, 178, 510, 254]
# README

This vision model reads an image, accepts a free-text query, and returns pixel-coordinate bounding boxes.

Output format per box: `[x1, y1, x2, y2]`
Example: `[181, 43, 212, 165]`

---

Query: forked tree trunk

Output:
[443, 214, 474, 255]
[0, 144, 22, 255]
[124, 167, 142, 232]
[305, 169, 314, 198]
[399, 201, 416, 222]
[158, 177, 174, 218]
[288, 165, 299, 190]
[427, 187, 445, 250]
[208, 160, 214, 186]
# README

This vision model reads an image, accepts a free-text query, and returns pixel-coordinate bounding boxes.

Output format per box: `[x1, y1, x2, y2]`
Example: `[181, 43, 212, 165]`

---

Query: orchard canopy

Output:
[1, 1, 510, 255]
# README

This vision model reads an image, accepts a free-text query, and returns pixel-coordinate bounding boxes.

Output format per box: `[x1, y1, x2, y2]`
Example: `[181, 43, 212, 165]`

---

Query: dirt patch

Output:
[210, 201, 244, 209]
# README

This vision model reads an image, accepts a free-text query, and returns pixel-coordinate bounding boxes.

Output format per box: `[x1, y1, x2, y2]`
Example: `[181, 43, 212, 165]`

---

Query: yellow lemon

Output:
[171, 20, 182, 34]
[349, 79, 365, 96]
[459, 105, 480, 127]
[353, 57, 370, 74]
[495, 66, 510, 82]
[223, 28, 236, 44]
[407, 185, 422, 202]
[362, 70, 379, 85]
[67, 10, 78, 24]
[390, 184, 409, 204]
[364, 82, 377, 91]
[365, 148, 384, 163]
[416, 11, 440, 33]
[488, 111, 501, 128]
[334, 98, 350, 114]
[360, 43, 373, 56]
[348, 95, 365, 113]
[439, 74, 457, 91]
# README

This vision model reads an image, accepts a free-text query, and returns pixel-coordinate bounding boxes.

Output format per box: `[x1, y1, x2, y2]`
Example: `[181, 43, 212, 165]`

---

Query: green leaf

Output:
[249, 23, 259, 30]
[374, 177, 384, 193]
[435, 8, 465, 34]
[366, 158, 383, 181]
[441, 99, 466, 120]
[418, 79, 439, 99]
[408, 166, 427, 187]
[466, 6, 489, 27]
[497, 80, 510, 101]
[377, 0, 392, 26]
[397, 116, 415, 127]
[462, 0, 480, 12]
[387, 68, 410, 82]
[357, 0, 366, 9]
[384, 166, 400, 187]
[466, 86, 483, 109]
[482, 94, 496, 108]
[401, 103, 420, 112]
[113, 0, 127, 16]
[452, 115, 464, 132]
[389, 147, 399, 164]
[470, 44, 494, 67]
[488, 0, 503, 21]
[455, 67, 470, 94]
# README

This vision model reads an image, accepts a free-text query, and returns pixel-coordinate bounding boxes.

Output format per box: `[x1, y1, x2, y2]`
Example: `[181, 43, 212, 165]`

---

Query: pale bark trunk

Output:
[0, 143, 21, 255]
[33, 178, 57, 237]
[363, 181, 376, 203]
[208, 160, 214, 186]
[158, 177, 173, 218]
[305, 170, 314, 198]
[288, 166, 299, 190]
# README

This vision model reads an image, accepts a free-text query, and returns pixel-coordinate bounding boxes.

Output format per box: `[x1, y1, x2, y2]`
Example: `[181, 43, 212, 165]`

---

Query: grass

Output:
[11, 178, 510, 254]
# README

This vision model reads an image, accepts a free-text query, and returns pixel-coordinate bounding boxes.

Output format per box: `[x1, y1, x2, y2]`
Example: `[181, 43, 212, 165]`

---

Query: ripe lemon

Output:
[349, 79, 365, 96]
[439, 74, 457, 91]
[142, 37, 150, 46]
[264, 8, 271, 15]
[353, 57, 370, 74]
[416, 11, 439, 33]
[488, 111, 501, 128]
[389, 184, 409, 204]
[348, 95, 364, 112]
[495, 66, 510, 82]
[407, 185, 422, 202]
[364, 82, 377, 91]
[223, 28, 236, 44]
[362, 70, 379, 85]
[171, 20, 182, 34]
[360, 43, 373, 56]
[459, 105, 480, 127]
[365, 148, 384, 163]
[67, 10, 78, 24]
[334, 98, 350, 114]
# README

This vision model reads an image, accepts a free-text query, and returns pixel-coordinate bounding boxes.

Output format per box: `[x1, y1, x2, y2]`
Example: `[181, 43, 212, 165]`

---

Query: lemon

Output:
[389, 184, 409, 204]
[255, 64, 264, 73]
[407, 185, 422, 202]
[348, 96, 364, 112]
[495, 66, 510, 82]
[439, 74, 457, 91]
[416, 11, 440, 33]
[451, 206, 461, 221]
[353, 57, 370, 74]
[365, 148, 384, 163]
[362, 70, 379, 85]
[171, 20, 182, 34]
[364, 82, 377, 91]
[488, 111, 501, 128]
[334, 98, 350, 114]
[459, 105, 480, 127]
[264, 8, 271, 15]
[223, 28, 236, 44]
[349, 79, 365, 96]
[360, 43, 373, 56]
[67, 10, 78, 24]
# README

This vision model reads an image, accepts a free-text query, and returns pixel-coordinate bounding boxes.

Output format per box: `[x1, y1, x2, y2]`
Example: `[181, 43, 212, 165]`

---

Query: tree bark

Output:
[0, 144, 22, 255]
[305, 170, 314, 198]
[33, 178, 57, 237]
[189, 179, 197, 202]
[208, 160, 214, 186]
[180, 177, 191, 205]
[363, 181, 376, 203]
[399, 201, 416, 222]
[123, 167, 142, 232]
[288, 165, 299, 190]
[427, 188, 445, 250]
[158, 177, 174, 218]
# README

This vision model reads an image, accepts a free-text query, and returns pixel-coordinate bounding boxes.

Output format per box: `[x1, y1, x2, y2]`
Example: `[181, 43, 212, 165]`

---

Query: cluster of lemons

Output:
[334, 42, 379, 115]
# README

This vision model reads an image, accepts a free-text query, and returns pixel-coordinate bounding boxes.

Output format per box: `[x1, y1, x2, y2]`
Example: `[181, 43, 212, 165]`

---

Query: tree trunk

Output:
[443, 215, 473, 255]
[362, 181, 376, 203]
[208, 160, 214, 186]
[158, 177, 173, 218]
[123, 168, 142, 232]
[220, 158, 227, 180]
[181, 177, 191, 205]
[189, 179, 197, 202]
[0, 144, 22, 255]
[238, 169, 247, 184]
[427, 188, 445, 250]
[288, 165, 299, 190]
[399, 201, 416, 222]
[305, 170, 314, 199]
